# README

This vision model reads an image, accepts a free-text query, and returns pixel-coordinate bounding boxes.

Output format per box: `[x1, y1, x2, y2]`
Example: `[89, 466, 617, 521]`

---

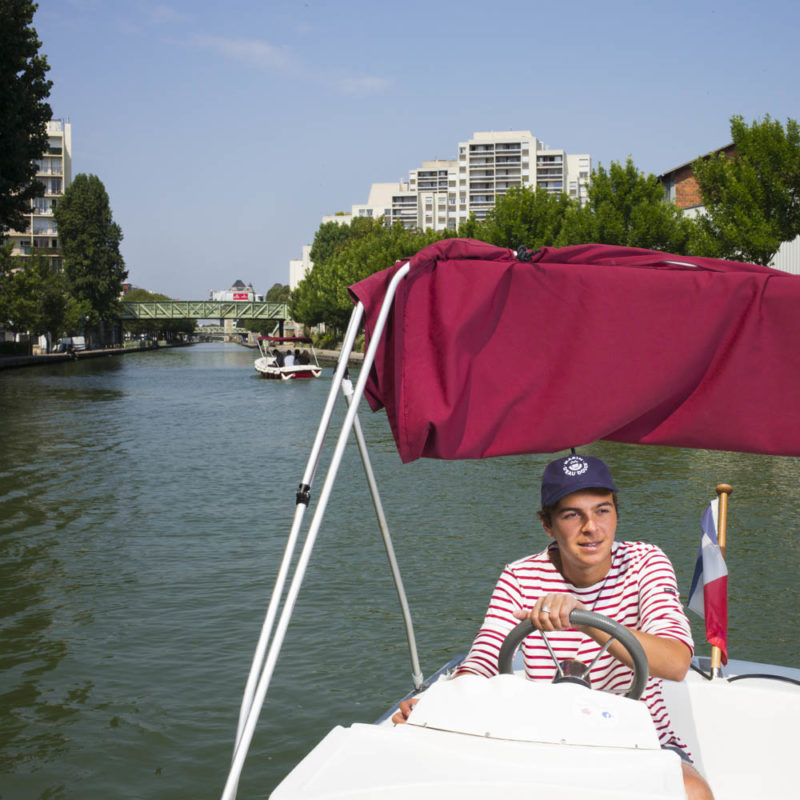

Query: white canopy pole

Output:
[342, 376, 424, 689]
[221, 264, 410, 800]
[232, 304, 364, 750]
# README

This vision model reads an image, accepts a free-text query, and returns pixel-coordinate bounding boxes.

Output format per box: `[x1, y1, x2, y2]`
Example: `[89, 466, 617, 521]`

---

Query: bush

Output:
[313, 331, 339, 351]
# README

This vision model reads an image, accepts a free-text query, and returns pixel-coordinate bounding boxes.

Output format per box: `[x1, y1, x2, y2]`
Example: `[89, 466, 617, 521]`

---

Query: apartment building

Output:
[404, 159, 459, 231]
[456, 131, 591, 222]
[7, 119, 72, 269]
[291, 129, 591, 283]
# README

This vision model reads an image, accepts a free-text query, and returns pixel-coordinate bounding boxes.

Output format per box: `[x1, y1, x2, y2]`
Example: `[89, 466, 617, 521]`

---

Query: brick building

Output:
[658, 143, 736, 212]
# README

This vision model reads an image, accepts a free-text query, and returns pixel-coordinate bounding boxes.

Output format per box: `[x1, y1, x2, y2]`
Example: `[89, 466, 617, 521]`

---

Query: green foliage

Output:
[481, 186, 573, 249]
[265, 282, 290, 302]
[0, 0, 52, 234]
[308, 219, 361, 266]
[239, 284, 291, 334]
[692, 115, 800, 265]
[54, 173, 127, 337]
[557, 158, 694, 253]
[0, 245, 81, 342]
[289, 157, 714, 333]
[457, 212, 482, 240]
[121, 287, 195, 339]
[291, 218, 447, 330]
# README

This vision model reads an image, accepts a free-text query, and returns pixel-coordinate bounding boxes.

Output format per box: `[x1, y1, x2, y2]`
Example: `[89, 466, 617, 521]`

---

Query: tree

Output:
[457, 212, 483, 241]
[480, 186, 572, 250]
[0, 0, 52, 234]
[692, 115, 800, 265]
[240, 284, 291, 336]
[291, 219, 446, 331]
[291, 217, 384, 328]
[54, 173, 127, 344]
[557, 158, 695, 253]
[0, 246, 84, 346]
[265, 283, 290, 302]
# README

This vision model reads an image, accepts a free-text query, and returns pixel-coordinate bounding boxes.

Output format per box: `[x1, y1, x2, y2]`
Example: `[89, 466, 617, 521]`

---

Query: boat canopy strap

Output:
[222, 263, 420, 800]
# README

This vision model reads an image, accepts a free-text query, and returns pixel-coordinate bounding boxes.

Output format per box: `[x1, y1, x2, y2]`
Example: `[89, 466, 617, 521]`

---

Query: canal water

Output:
[1, 343, 798, 799]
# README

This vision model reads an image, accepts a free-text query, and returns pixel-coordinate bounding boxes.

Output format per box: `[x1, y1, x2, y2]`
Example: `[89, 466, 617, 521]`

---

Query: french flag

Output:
[687, 499, 728, 664]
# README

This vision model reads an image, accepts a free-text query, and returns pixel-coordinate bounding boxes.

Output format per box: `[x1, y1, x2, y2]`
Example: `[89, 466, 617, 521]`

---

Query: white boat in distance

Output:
[224, 240, 800, 799]
[253, 336, 321, 380]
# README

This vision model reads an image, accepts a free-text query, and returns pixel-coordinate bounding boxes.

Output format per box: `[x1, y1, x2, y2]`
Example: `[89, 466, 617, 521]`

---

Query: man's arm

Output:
[581, 625, 691, 682]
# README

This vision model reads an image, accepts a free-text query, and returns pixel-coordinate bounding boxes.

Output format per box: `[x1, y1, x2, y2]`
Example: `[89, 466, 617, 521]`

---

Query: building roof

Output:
[658, 142, 735, 181]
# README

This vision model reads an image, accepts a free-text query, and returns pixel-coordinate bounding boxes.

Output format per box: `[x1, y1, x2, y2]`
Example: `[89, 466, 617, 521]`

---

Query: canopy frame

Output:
[222, 263, 414, 800]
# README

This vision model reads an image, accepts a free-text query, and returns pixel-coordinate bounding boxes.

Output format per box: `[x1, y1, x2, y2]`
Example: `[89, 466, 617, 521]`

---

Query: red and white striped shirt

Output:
[456, 540, 694, 752]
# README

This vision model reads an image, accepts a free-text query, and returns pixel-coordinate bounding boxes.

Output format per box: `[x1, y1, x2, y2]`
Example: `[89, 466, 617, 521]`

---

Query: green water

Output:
[1, 343, 798, 798]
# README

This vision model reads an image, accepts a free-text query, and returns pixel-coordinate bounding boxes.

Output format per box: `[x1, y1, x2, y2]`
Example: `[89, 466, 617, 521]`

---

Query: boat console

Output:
[271, 674, 687, 799]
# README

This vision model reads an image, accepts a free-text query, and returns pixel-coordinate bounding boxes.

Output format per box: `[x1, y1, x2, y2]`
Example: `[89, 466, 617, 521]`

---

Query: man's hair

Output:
[537, 491, 619, 528]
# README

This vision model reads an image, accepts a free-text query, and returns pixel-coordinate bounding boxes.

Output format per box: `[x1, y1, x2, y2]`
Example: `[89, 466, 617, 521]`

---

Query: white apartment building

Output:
[289, 244, 313, 290]
[402, 159, 459, 231]
[456, 131, 591, 222]
[291, 130, 591, 283]
[7, 119, 72, 268]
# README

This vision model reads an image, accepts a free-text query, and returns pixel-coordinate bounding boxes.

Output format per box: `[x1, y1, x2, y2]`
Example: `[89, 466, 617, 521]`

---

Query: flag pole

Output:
[709, 483, 732, 676]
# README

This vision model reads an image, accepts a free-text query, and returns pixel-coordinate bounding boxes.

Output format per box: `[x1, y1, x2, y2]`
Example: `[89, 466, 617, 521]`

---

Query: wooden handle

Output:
[710, 484, 732, 674]
[715, 484, 732, 555]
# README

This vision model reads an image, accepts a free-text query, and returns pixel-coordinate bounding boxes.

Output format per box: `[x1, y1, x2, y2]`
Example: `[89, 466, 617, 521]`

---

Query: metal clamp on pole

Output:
[296, 483, 311, 505]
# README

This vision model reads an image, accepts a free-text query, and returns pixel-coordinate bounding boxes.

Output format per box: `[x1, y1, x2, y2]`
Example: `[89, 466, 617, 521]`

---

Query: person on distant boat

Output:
[298, 350, 310, 365]
[283, 349, 295, 367]
[393, 454, 714, 800]
[271, 348, 284, 367]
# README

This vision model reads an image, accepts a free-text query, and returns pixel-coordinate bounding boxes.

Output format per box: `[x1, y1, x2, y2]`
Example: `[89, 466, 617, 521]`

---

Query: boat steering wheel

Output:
[496, 609, 649, 700]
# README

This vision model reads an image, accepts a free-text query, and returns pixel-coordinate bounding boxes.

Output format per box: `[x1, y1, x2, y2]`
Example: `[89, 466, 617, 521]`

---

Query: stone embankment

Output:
[315, 348, 364, 365]
[0, 342, 190, 371]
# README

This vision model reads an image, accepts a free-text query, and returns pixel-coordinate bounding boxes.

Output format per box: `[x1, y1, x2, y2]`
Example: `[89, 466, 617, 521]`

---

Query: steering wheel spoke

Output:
[496, 609, 649, 700]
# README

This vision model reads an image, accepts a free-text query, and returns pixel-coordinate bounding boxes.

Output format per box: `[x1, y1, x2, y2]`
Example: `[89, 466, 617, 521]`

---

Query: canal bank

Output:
[0, 341, 194, 371]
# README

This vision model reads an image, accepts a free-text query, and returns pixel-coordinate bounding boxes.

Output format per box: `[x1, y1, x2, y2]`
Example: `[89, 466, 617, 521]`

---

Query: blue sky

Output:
[36, 0, 800, 299]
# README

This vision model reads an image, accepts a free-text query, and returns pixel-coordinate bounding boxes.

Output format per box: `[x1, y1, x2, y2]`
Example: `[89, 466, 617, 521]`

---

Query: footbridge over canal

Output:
[120, 300, 292, 334]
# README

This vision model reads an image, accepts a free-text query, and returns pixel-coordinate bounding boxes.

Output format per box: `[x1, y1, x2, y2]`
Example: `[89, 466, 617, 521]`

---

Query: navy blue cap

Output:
[540, 455, 618, 507]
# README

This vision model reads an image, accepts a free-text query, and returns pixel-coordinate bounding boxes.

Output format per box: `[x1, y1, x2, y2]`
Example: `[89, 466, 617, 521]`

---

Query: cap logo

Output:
[562, 456, 589, 477]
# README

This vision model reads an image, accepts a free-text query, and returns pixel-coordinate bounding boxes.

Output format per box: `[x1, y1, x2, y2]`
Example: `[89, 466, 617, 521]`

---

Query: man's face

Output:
[543, 489, 617, 581]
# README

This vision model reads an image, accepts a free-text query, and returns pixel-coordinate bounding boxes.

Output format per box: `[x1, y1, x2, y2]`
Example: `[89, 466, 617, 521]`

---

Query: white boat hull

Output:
[254, 357, 322, 380]
[271, 657, 800, 799]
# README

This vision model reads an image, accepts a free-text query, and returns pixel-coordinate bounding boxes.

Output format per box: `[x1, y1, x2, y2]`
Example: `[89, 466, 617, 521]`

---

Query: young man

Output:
[394, 454, 714, 800]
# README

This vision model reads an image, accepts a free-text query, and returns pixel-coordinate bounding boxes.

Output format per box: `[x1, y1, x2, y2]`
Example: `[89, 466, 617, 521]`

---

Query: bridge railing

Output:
[120, 301, 291, 320]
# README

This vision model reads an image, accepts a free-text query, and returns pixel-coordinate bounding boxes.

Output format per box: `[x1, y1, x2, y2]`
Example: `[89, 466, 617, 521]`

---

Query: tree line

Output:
[292, 115, 800, 335]
[0, 2, 138, 350]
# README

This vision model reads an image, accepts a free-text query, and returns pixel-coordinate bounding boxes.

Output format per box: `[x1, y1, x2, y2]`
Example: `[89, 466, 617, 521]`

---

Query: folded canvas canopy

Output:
[349, 239, 800, 462]
[257, 336, 313, 343]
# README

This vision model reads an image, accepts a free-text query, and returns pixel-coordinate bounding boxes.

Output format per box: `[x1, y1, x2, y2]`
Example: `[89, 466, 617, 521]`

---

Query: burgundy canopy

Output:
[258, 336, 313, 343]
[349, 239, 800, 463]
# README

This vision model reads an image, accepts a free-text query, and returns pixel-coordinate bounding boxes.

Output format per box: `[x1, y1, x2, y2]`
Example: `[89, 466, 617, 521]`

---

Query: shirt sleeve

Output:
[636, 544, 694, 654]
[456, 565, 525, 678]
